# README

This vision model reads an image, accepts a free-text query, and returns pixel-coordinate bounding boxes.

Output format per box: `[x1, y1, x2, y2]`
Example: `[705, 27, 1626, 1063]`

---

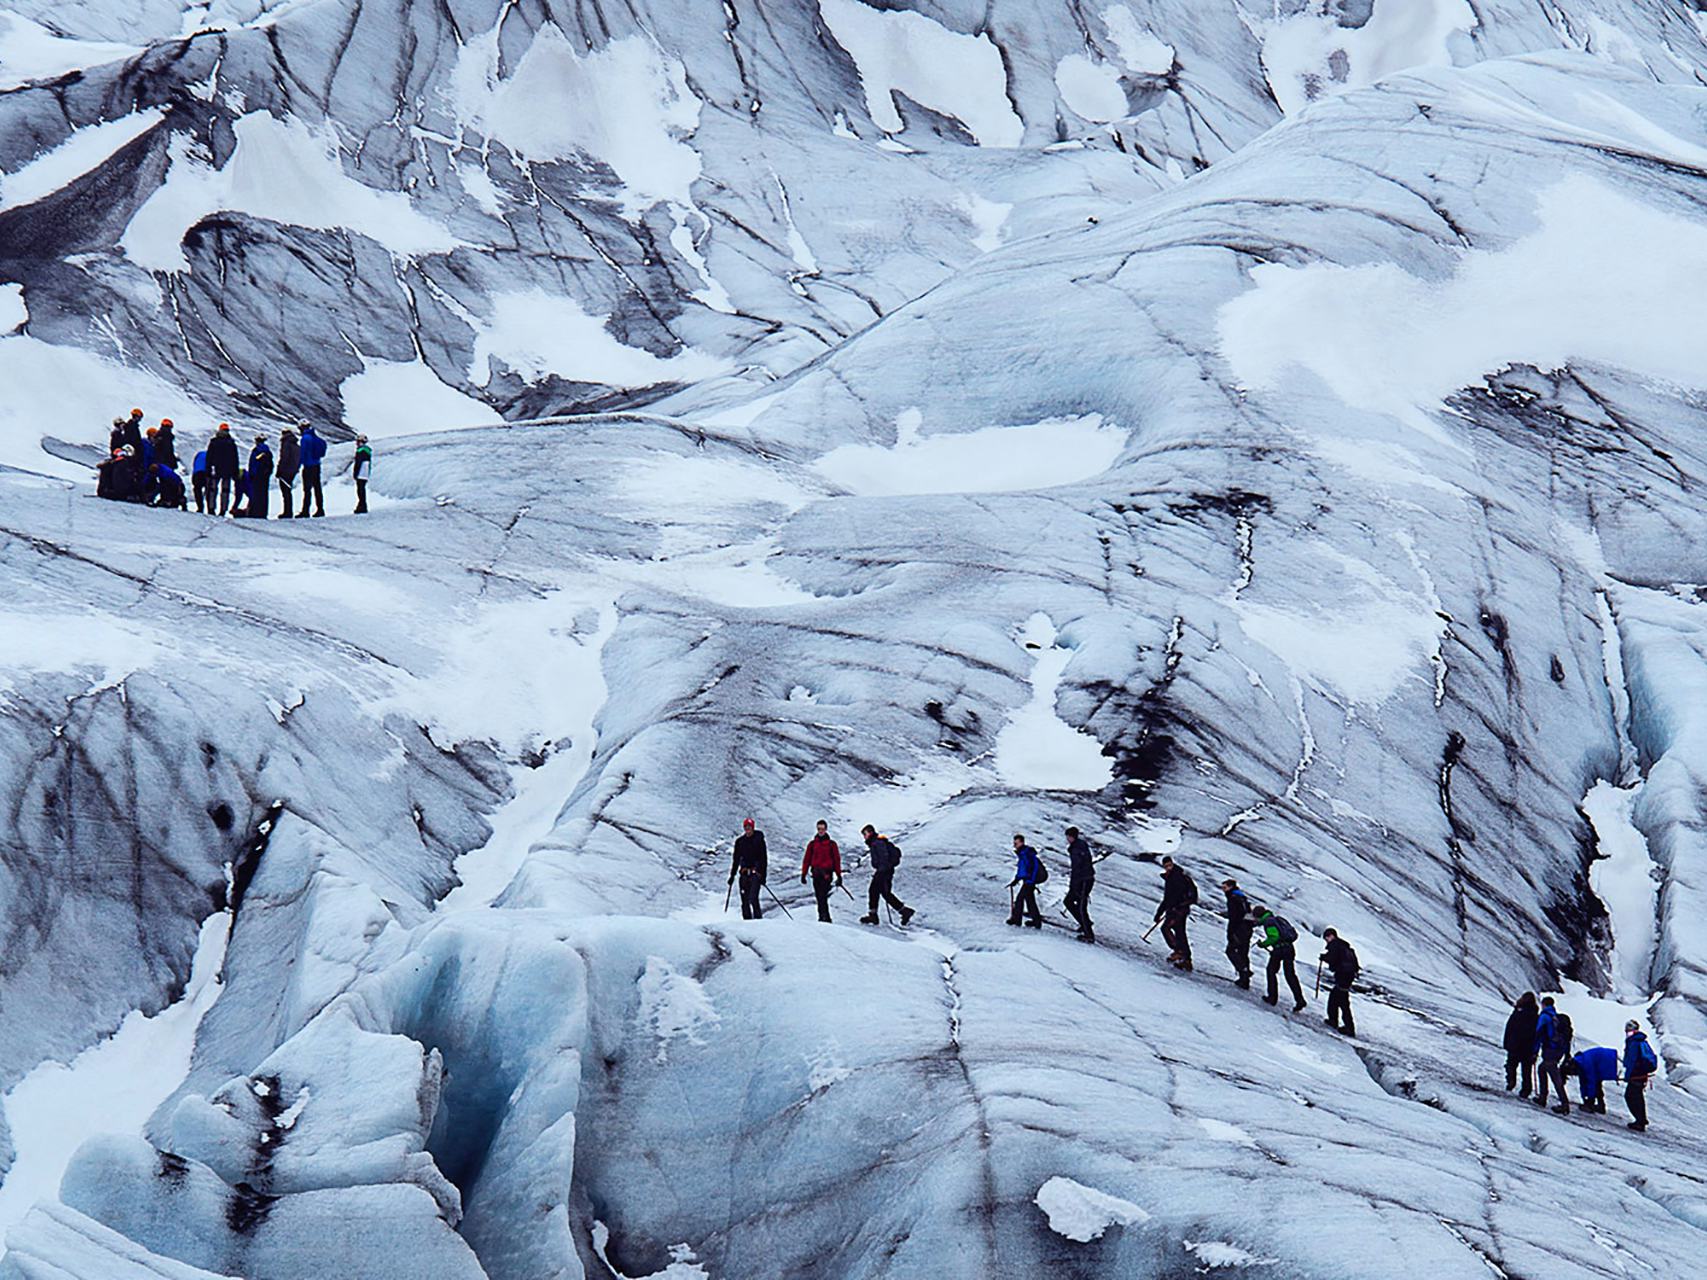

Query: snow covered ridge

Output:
[10, 5, 1707, 1280]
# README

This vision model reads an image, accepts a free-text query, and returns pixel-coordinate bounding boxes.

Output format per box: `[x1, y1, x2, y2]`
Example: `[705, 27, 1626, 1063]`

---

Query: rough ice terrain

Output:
[5, 1, 1707, 1277]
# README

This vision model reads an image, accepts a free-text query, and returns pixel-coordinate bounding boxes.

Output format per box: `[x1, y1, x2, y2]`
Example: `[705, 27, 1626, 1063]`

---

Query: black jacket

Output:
[1156, 865, 1197, 921]
[731, 830, 767, 879]
[1503, 1004, 1539, 1056]
[277, 431, 301, 481]
[1067, 837, 1094, 890]
[207, 432, 240, 477]
[155, 426, 178, 470]
[865, 834, 901, 874]
[1225, 886, 1253, 937]
[1322, 937, 1360, 983]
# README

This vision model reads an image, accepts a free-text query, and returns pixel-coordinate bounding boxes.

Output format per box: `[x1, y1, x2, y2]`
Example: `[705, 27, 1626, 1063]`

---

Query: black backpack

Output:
[1275, 916, 1298, 945]
[1036, 857, 1049, 884]
[1555, 1012, 1573, 1051]
[1182, 874, 1198, 907]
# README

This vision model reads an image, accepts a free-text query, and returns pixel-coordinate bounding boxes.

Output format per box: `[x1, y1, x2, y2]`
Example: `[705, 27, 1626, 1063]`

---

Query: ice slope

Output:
[5, 3, 1707, 1279]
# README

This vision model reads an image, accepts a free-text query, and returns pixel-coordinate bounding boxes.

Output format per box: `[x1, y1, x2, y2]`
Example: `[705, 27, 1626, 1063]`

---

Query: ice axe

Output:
[762, 882, 795, 919]
[1140, 920, 1159, 945]
[1314, 960, 1324, 997]
[723, 878, 734, 913]
[838, 879, 857, 903]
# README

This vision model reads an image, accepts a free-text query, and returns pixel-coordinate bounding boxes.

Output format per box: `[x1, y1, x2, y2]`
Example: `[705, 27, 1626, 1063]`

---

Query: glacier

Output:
[5, 1, 1707, 1277]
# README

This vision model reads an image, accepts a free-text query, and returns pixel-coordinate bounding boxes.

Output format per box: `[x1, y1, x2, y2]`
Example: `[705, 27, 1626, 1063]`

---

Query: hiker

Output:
[1564, 1044, 1619, 1115]
[1155, 855, 1196, 970]
[859, 825, 913, 925]
[1254, 906, 1306, 1011]
[207, 424, 240, 515]
[191, 448, 210, 513]
[121, 409, 144, 455]
[155, 419, 179, 471]
[728, 818, 767, 920]
[108, 416, 128, 455]
[800, 820, 842, 923]
[1624, 1019, 1657, 1132]
[1534, 996, 1573, 1113]
[1007, 833, 1044, 928]
[149, 463, 186, 510]
[1503, 992, 1540, 1097]
[353, 434, 372, 513]
[244, 435, 274, 518]
[276, 425, 300, 518]
[1222, 878, 1254, 988]
[96, 449, 135, 501]
[139, 428, 160, 502]
[297, 421, 326, 517]
[1063, 826, 1094, 942]
[1320, 928, 1360, 1036]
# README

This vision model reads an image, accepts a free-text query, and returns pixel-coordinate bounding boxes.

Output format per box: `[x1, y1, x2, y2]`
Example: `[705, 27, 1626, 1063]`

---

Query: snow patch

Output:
[956, 193, 1012, 254]
[0, 109, 165, 213]
[1186, 1239, 1279, 1268]
[636, 956, 720, 1063]
[122, 114, 461, 273]
[591, 1224, 709, 1280]
[0, 11, 140, 91]
[1219, 175, 1707, 442]
[1547, 979, 1660, 1070]
[339, 358, 500, 439]
[818, 0, 1024, 147]
[451, 26, 702, 214]
[994, 614, 1114, 793]
[1102, 5, 1174, 75]
[1583, 780, 1659, 1003]
[1035, 1175, 1149, 1242]
[470, 289, 727, 389]
[833, 754, 982, 838]
[0, 611, 170, 698]
[1258, 0, 1477, 115]
[438, 748, 589, 912]
[0, 283, 24, 335]
[1056, 54, 1127, 124]
[813, 413, 1126, 497]
[1197, 1117, 1257, 1147]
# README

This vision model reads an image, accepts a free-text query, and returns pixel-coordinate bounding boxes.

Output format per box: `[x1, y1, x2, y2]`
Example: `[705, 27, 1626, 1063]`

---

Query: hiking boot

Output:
[1178, 959, 1193, 971]
[1024, 919, 1042, 929]
[1263, 995, 1278, 1006]
[1076, 932, 1096, 944]
[1234, 975, 1251, 990]
[1628, 1121, 1647, 1131]
[1293, 999, 1308, 1013]
[1006, 916, 1021, 926]
[899, 906, 915, 926]
[859, 914, 879, 925]
[1552, 1105, 1570, 1116]
[1339, 1025, 1356, 1037]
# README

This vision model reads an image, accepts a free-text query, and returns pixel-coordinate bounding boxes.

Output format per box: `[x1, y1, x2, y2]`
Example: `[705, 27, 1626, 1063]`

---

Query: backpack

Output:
[1183, 875, 1198, 907]
[889, 841, 901, 866]
[1632, 1037, 1658, 1075]
[1554, 1012, 1573, 1051]
[1275, 917, 1297, 945]
[1035, 857, 1048, 884]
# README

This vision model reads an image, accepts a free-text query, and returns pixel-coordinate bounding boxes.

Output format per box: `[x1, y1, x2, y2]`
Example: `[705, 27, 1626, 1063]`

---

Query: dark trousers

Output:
[1010, 882, 1041, 925]
[1536, 1054, 1567, 1107]
[1267, 945, 1304, 1005]
[1227, 925, 1253, 979]
[278, 478, 294, 518]
[298, 465, 323, 516]
[1327, 980, 1355, 1032]
[737, 871, 763, 920]
[192, 474, 209, 513]
[1064, 878, 1094, 935]
[355, 478, 368, 513]
[215, 473, 236, 515]
[1579, 1084, 1606, 1113]
[1161, 908, 1191, 962]
[811, 871, 834, 922]
[248, 484, 269, 518]
[1505, 1052, 1535, 1096]
[868, 867, 905, 915]
[1626, 1079, 1648, 1127]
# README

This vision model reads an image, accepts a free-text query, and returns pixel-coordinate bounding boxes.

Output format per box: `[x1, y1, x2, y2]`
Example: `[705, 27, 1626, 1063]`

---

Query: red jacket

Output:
[802, 835, 841, 876]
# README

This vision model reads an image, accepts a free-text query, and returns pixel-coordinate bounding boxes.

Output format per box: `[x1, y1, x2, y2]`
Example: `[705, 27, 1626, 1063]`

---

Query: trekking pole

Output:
[1140, 920, 1159, 945]
[724, 879, 734, 913]
[762, 882, 795, 919]
[838, 880, 857, 902]
[1314, 961, 1323, 997]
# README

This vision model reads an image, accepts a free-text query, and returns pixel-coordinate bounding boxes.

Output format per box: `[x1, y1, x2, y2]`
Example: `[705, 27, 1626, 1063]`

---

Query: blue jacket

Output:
[1573, 1047, 1619, 1096]
[1625, 1032, 1658, 1080]
[299, 427, 327, 467]
[192, 450, 208, 475]
[248, 441, 273, 481]
[1536, 1007, 1568, 1058]
[1013, 845, 1040, 885]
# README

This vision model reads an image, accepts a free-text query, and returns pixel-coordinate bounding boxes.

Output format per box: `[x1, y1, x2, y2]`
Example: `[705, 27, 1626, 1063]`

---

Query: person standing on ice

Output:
[1563, 1044, 1618, 1114]
[155, 419, 179, 471]
[245, 434, 274, 518]
[190, 447, 210, 513]
[1624, 1019, 1658, 1132]
[1007, 833, 1044, 929]
[800, 820, 842, 923]
[1534, 996, 1573, 1113]
[1063, 826, 1094, 942]
[1503, 992, 1539, 1097]
[1254, 906, 1306, 1011]
[729, 818, 767, 920]
[859, 825, 913, 926]
[353, 434, 372, 513]
[297, 420, 327, 517]
[1222, 878, 1254, 988]
[207, 424, 240, 515]
[1320, 928, 1359, 1036]
[1155, 855, 1197, 970]
[276, 425, 300, 518]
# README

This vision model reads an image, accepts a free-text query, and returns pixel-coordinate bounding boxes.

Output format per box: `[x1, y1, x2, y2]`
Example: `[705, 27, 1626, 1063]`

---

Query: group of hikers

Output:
[729, 819, 1661, 1133]
[1503, 991, 1659, 1131]
[94, 408, 373, 516]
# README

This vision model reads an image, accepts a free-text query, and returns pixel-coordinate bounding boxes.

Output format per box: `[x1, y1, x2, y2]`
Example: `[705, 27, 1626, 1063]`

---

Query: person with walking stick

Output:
[729, 818, 768, 920]
[1320, 928, 1359, 1035]
[1006, 834, 1044, 928]
[801, 820, 843, 923]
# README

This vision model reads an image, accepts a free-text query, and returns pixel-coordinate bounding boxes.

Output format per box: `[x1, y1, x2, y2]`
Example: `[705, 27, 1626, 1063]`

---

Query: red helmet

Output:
[742, 818, 755, 830]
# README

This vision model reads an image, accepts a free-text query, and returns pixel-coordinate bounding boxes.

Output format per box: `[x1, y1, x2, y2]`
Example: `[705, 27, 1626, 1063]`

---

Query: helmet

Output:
[160, 418, 173, 428]
[129, 408, 143, 417]
[298, 419, 310, 429]
[742, 818, 755, 830]
[217, 423, 230, 432]
[112, 417, 126, 428]
[146, 427, 158, 436]
[356, 434, 368, 443]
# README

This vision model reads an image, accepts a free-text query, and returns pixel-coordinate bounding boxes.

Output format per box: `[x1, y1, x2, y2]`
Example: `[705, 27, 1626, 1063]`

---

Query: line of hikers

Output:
[95, 408, 373, 516]
[728, 822, 1361, 1034]
[1503, 992, 1658, 1131]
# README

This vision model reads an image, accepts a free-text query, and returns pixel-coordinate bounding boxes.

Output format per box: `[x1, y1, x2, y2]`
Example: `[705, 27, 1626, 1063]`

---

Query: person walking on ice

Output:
[801, 820, 842, 923]
[276, 424, 300, 518]
[1063, 826, 1094, 943]
[1222, 878, 1254, 988]
[1254, 906, 1306, 1011]
[1155, 855, 1196, 970]
[729, 818, 767, 920]
[859, 825, 913, 925]
[353, 434, 372, 513]
[1624, 1019, 1658, 1132]
[1534, 996, 1573, 1114]
[297, 420, 327, 517]
[1320, 928, 1360, 1036]
[1503, 992, 1539, 1097]
[1007, 833, 1044, 929]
